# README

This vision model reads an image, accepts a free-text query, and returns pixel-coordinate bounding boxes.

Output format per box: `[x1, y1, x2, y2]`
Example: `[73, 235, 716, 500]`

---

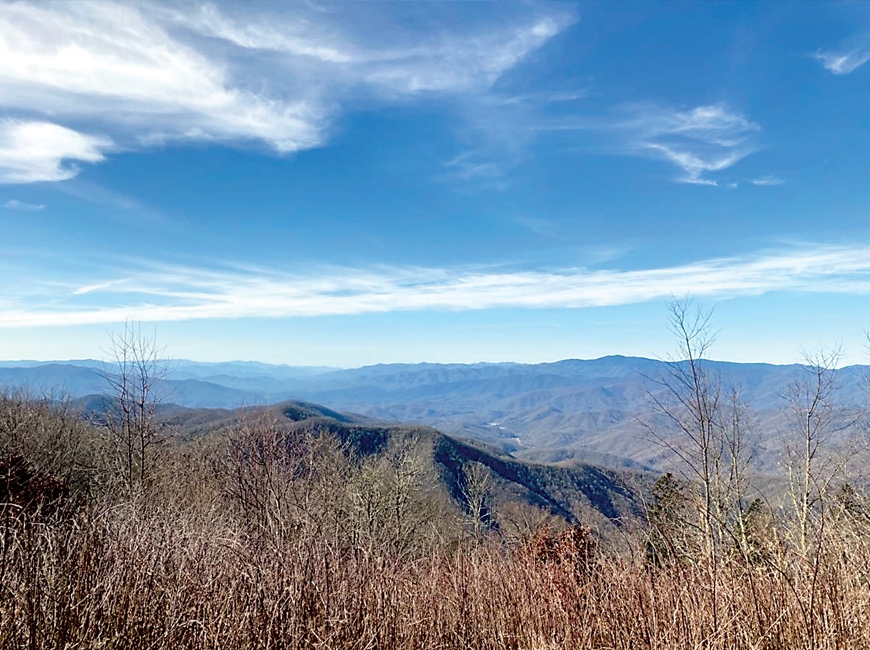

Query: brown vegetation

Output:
[2, 383, 870, 650]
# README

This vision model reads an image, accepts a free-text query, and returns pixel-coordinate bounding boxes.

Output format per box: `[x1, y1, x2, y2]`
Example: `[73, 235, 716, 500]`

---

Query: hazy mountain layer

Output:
[2, 356, 866, 471]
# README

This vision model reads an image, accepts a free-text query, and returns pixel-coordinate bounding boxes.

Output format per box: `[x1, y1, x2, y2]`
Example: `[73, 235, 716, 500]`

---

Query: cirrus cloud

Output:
[3, 198, 45, 211]
[814, 47, 870, 75]
[543, 103, 762, 187]
[621, 104, 760, 186]
[3, 244, 870, 327]
[0, 1, 570, 183]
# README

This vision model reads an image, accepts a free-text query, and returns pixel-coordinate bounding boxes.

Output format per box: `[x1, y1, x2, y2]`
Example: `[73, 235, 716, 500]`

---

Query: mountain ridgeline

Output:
[2, 355, 867, 472]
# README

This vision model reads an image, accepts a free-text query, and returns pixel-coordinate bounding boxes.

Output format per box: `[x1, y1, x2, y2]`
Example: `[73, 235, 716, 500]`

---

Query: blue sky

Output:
[2, 1, 870, 367]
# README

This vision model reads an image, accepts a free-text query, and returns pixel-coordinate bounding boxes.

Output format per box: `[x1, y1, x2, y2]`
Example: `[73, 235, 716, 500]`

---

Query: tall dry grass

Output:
[4, 499, 870, 649]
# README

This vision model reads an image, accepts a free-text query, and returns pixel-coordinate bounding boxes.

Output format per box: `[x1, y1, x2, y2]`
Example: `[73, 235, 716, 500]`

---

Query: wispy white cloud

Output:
[166, 3, 355, 64]
[751, 175, 785, 186]
[496, 91, 587, 107]
[168, 3, 568, 93]
[621, 104, 760, 185]
[4, 244, 870, 327]
[440, 150, 509, 188]
[357, 18, 567, 95]
[0, 1, 569, 183]
[543, 103, 762, 186]
[814, 47, 870, 75]
[437, 88, 586, 188]
[71, 279, 131, 296]
[0, 120, 112, 183]
[3, 198, 44, 211]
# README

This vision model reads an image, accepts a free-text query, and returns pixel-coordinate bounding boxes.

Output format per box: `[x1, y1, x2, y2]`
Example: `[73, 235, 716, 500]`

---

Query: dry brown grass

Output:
[3, 500, 870, 649]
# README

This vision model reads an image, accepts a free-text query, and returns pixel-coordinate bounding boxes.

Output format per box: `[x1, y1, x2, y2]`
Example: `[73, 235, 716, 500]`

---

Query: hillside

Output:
[148, 399, 651, 531]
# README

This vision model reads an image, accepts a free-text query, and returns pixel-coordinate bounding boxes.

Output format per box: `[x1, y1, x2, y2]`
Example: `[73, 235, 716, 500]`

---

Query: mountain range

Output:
[2, 355, 866, 472]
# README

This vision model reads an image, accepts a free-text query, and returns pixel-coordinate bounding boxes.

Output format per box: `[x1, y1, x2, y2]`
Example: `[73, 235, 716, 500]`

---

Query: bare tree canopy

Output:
[98, 322, 169, 495]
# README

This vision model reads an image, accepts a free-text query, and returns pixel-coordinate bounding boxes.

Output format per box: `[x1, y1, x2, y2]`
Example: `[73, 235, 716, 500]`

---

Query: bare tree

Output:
[462, 461, 493, 541]
[722, 385, 756, 553]
[349, 436, 438, 559]
[782, 346, 853, 556]
[644, 298, 754, 557]
[99, 322, 169, 496]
